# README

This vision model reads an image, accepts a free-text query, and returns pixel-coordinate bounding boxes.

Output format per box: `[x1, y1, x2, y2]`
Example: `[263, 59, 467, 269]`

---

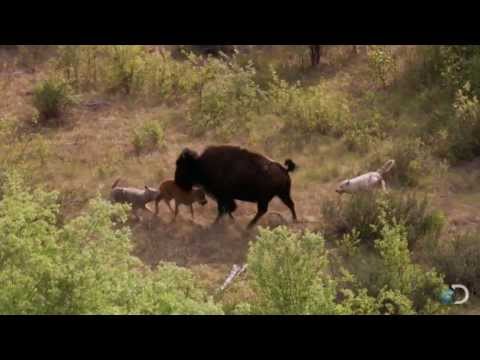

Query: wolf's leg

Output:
[144, 204, 154, 214]
[154, 195, 162, 215]
[133, 208, 141, 222]
[190, 205, 194, 219]
[381, 179, 387, 192]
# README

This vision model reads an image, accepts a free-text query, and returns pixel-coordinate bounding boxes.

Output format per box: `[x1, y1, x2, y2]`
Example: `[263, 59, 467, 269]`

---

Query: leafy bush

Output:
[0, 171, 221, 314]
[447, 82, 480, 161]
[267, 68, 351, 145]
[367, 137, 441, 188]
[142, 49, 204, 101]
[102, 45, 146, 95]
[32, 77, 74, 125]
[372, 217, 446, 314]
[55, 46, 98, 90]
[321, 191, 445, 249]
[344, 112, 385, 154]
[132, 121, 164, 155]
[246, 226, 339, 315]
[335, 229, 361, 258]
[367, 46, 397, 88]
[437, 45, 480, 94]
[238, 225, 447, 315]
[55, 45, 147, 94]
[432, 228, 480, 295]
[187, 59, 263, 138]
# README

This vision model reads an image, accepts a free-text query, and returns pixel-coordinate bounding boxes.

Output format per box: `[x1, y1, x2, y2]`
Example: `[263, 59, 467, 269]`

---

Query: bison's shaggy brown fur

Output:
[174, 145, 297, 228]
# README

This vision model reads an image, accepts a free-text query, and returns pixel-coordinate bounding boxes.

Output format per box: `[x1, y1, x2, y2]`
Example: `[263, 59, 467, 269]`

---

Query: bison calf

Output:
[174, 145, 297, 228]
[155, 179, 208, 221]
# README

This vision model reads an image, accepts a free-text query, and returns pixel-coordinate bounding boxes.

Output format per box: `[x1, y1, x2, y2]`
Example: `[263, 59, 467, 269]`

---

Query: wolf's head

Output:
[335, 179, 351, 194]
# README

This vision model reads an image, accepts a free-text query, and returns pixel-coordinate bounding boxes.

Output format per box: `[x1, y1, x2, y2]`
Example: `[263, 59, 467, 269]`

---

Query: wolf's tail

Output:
[112, 178, 121, 189]
[377, 160, 395, 175]
[284, 159, 297, 173]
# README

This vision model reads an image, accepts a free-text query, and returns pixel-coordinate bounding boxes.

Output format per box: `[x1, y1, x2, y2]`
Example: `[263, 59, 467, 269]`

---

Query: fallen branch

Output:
[217, 264, 248, 293]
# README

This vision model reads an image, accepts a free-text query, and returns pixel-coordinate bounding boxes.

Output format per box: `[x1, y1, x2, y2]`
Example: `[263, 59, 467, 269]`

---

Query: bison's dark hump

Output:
[202, 145, 267, 160]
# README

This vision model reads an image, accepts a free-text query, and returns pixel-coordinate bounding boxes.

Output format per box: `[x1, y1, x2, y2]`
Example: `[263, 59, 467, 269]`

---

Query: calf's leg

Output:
[172, 201, 179, 222]
[164, 199, 174, 213]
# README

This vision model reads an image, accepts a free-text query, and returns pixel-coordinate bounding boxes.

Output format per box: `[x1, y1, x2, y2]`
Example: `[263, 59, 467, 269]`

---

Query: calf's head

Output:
[175, 148, 200, 191]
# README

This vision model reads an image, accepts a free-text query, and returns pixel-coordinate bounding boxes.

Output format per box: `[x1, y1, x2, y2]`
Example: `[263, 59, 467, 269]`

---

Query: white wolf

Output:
[335, 160, 395, 194]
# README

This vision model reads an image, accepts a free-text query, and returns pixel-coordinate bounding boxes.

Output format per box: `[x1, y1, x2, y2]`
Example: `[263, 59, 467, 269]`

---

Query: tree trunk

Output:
[309, 45, 322, 67]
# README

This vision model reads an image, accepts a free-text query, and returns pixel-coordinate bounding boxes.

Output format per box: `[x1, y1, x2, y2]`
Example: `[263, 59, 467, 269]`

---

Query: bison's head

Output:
[175, 148, 200, 191]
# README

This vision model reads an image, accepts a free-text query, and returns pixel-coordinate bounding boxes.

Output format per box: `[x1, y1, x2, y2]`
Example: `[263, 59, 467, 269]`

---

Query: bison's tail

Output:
[284, 159, 297, 173]
[112, 178, 121, 189]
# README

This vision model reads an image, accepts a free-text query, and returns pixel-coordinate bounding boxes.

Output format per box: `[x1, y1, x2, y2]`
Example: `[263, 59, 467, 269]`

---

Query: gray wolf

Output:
[336, 160, 395, 194]
[110, 178, 160, 220]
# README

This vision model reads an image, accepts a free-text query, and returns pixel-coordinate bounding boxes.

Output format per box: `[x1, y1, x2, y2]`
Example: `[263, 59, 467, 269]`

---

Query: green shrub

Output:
[55, 46, 101, 90]
[267, 68, 351, 145]
[132, 121, 164, 155]
[32, 77, 74, 125]
[448, 82, 480, 161]
[367, 46, 397, 88]
[246, 226, 339, 315]
[239, 225, 446, 315]
[372, 217, 446, 314]
[187, 58, 263, 138]
[0, 171, 221, 314]
[432, 229, 480, 295]
[335, 229, 361, 258]
[102, 45, 146, 95]
[142, 49, 203, 101]
[403, 46, 444, 88]
[321, 191, 445, 249]
[389, 138, 432, 187]
[367, 137, 440, 188]
[344, 112, 385, 154]
[438, 46, 480, 93]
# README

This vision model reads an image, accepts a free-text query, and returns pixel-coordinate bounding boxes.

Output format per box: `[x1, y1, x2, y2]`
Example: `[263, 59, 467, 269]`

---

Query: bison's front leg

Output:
[247, 200, 269, 229]
[214, 199, 237, 224]
[214, 201, 228, 224]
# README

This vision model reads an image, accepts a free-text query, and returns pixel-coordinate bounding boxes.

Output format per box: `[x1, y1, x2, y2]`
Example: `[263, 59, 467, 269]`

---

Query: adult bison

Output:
[174, 145, 298, 228]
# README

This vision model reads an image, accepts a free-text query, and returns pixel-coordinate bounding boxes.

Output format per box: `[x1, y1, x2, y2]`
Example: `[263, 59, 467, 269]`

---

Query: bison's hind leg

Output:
[278, 193, 297, 222]
[227, 199, 237, 221]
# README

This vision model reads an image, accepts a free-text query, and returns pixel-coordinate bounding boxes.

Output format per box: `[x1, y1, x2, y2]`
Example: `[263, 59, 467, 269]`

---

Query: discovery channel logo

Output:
[439, 285, 470, 305]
